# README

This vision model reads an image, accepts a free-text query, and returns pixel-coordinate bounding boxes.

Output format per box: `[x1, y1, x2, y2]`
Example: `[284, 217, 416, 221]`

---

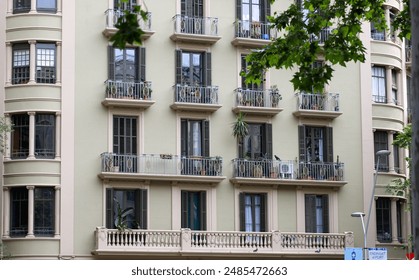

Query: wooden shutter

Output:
[260, 193, 267, 232]
[200, 191, 207, 230]
[263, 123, 272, 159]
[106, 189, 114, 228]
[181, 191, 188, 228]
[305, 194, 316, 232]
[325, 127, 333, 163]
[202, 120, 210, 157]
[204, 52, 212, 86]
[139, 189, 148, 229]
[239, 193, 245, 231]
[180, 119, 188, 156]
[262, 0, 271, 22]
[175, 50, 183, 84]
[298, 125, 306, 162]
[108, 46, 115, 80]
[322, 195, 329, 233]
[236, 0, 242, 20]
[137, 47, 146, 82]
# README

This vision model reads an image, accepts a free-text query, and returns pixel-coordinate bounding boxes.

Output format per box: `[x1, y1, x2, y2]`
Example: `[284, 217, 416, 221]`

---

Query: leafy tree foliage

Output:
[244, 0, 388, 93]
[109, 0, 148, 49]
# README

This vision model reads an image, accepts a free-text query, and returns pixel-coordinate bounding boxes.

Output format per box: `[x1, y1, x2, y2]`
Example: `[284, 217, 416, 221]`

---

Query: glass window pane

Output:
[10, 187, 28, 237]
[35, 114, 55, 159]
[34, 188, 55, 236]
[11, 114, 30, 159]
[37, 0, 56, 11]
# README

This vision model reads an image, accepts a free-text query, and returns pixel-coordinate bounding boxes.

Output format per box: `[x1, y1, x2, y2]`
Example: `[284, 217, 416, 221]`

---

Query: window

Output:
[35, 114, 56, 159]
[305, 194, 329, 233]
[181, 191, 206, 230]
[13, 0, 31, 13]
[175, 50, 211, 86]
[10, 187, 55, 237]
[114, 0, 137, 11]
[10, 187, 28, 237]
[33, 187, 55, 236]
[11, 114, 29, 159]
[106, 188, 147, 229]
[11, 113, 56, 160]
[237, 0, 270, 23]
[37, 0, 57, 13]
[36, 43, 56, 84]
[180, 119, 209, 157]
[240, 54, 263, 90]
[372, 66, 386, 103]
[108, 47, 145, 83]
[298, 125, 333, 163]
[181, 0, 203, 17]
[371, 21, 385, 41]
[376, 197, 392, 242]
[113, 116, 138, 172]
[393, 133, 401, 173]
[374, 131, 389, 172]
[239, 123, 272, 160]
[12, 43, 30, 85]
[391, 69, 398, 105]
[239, 193, 267, 232]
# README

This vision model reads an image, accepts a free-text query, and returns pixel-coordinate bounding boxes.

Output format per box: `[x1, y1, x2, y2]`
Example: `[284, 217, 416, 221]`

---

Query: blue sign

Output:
[344, 248, 363, 260]
[368, 248, 387, 260]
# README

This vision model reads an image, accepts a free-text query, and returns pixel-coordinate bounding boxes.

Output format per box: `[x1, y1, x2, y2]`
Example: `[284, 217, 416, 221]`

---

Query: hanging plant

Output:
[232, 112, 249, 139]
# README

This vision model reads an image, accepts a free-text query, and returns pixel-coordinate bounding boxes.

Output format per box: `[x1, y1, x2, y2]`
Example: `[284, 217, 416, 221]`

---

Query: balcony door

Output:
[181, 191, 206, 230]
[181, 0, 203, 17]
[239, 193, 267, 232]
[114, 0, 137, 10]
[113, 116, 138, 172]
[305, 194, 329, 233]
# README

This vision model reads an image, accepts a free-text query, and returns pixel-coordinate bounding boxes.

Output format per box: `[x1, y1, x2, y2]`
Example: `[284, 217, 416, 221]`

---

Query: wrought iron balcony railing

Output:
[296, 92, 340, 112]
[105, 9, 152, 31]
[94, 227, 353, 257]
[105, 80, 152, 100]
[235, 88, 281, 108]
[309, 28, 331, 45]
[232, 158, 344, 181]
[101, 153, 223, 176]
[174, 84, 219, 105]
[172, 15, 219, 36]
[234, 20, 277, 40]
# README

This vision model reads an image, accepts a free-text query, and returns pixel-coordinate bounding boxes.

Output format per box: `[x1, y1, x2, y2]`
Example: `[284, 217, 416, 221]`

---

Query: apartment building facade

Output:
[0, 0, 411, 259]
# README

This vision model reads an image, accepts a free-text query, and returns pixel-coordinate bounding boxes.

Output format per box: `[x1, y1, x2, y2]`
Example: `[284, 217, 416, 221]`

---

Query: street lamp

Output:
[366, 150, 391, 237]
[351, 212, 366, 259]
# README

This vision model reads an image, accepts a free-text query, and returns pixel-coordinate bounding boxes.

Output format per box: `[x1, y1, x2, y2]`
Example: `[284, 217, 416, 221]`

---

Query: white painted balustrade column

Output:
[28, 112, 36, 159]
[28, 40, 37, 84]
[26, 186, 35, 238]
[2, 187, 10, 238]
[180, 228, 192, 251]
[30, 0, 36, 13]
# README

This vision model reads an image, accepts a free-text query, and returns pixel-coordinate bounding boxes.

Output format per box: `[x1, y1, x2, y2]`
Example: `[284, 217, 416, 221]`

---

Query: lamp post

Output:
[351, 149, 390, 260]
[351, 212, 366, 259]
[365, 150, 391, 237]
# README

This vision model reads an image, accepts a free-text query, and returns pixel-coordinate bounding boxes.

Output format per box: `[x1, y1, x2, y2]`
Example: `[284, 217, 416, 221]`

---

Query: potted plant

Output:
[114, 198, 134, 231]
[232, 112, 249, 140]
[270, 85, 281, 107]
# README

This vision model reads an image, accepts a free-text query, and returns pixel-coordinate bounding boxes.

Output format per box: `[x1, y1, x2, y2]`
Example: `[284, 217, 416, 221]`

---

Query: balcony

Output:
[232, 20, 277, 48]
[99, 153, 225, 184]
[309, 28, 331, 45]
[93, 227, 353, 258]
[231, 159, 346, 188]
[102, 80, 155, 109]
[170, 15, 221, 44]
[171, 84, 222, 112]
[293, 92, 342, 119]
[103, 9, 154, 40]
[232, 88, 283, 116]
